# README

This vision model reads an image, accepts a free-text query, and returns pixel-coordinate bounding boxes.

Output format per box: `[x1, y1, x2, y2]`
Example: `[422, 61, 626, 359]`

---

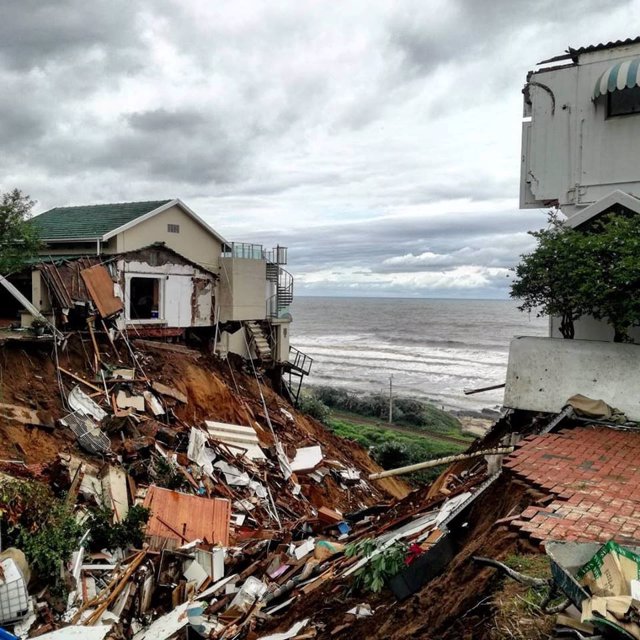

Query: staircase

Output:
[245, 321, 273, 364]
[266, 262, 294, 318]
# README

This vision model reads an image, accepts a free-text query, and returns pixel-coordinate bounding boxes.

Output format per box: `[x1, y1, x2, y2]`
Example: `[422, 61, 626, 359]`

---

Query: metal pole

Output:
[388, 374, 393, 423]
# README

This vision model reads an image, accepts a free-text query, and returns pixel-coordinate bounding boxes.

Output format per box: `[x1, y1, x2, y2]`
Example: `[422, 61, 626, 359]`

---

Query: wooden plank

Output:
[58, 367, 102, 393]
[80, 265, 123, 318]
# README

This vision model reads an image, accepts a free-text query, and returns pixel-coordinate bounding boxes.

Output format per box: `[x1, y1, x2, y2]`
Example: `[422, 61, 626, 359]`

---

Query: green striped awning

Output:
[594, 57, 640, 98]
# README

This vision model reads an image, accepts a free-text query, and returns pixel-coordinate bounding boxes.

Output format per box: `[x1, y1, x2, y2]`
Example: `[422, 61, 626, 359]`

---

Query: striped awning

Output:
[594, 57, 640, 98]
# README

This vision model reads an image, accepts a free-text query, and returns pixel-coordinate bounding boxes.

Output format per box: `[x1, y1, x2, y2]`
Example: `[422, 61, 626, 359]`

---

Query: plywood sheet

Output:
[80, 265, 123, 318]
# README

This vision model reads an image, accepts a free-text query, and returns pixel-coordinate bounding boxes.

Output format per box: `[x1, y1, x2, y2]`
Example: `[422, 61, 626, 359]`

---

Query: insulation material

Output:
[289, 446, 323, 474]
[80, 264, 123, 318]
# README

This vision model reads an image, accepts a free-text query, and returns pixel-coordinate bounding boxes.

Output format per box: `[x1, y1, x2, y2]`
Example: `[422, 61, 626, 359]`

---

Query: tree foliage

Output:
[0, 189, 40, 274]
[511, 211, 640, 342]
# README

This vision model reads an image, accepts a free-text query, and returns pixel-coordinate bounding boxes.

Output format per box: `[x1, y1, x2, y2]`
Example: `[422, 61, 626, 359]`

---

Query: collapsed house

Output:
[0, 198, 312, 402]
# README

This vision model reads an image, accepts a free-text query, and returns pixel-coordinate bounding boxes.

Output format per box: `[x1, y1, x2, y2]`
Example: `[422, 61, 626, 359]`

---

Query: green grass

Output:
[327, 416, 467, 485]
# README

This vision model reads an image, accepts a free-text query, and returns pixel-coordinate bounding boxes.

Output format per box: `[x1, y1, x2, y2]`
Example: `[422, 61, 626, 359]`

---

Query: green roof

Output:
[31, 200, 173, 241]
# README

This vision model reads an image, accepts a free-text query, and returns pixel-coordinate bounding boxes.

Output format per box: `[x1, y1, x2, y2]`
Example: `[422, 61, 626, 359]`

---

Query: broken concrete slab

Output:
[289, 445, 323, 474]
[116, 391, 145, 412]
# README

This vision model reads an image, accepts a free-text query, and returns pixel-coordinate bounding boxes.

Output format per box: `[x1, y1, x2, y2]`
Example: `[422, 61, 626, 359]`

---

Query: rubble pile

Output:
[0, 311, 416, 640]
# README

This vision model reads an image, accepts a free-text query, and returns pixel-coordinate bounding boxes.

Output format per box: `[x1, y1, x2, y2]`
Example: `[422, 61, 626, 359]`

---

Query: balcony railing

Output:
[221, 242, 264, 260]
[263, 246, 288, 265]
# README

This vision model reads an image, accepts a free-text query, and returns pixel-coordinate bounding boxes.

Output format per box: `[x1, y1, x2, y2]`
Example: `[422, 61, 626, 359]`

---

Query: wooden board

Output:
[80, 265, 123, 318]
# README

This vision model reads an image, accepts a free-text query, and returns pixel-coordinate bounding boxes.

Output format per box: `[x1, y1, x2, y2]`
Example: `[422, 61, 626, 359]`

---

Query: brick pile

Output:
[504, 426, 640, 547]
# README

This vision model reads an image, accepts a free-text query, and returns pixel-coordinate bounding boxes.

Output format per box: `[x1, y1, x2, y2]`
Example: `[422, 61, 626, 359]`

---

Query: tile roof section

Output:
[143, 485, 231, 548]
[31, 200, 172, 241]
[504, 427, 640, 547]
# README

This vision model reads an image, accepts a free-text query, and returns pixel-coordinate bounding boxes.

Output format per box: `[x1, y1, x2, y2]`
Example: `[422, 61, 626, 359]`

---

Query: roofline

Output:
[567, 190, 640, 228]
[41, 237, 101, 243]
[102, 199, 230, 245]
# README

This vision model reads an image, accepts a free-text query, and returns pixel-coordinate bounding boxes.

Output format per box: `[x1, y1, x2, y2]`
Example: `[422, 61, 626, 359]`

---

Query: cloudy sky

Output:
[1, 1, 637, 297]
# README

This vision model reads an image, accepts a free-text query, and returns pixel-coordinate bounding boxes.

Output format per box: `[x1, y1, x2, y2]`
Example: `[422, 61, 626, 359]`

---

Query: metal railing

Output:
[263, 246, 288, 265]
[288, 346, 313, 375]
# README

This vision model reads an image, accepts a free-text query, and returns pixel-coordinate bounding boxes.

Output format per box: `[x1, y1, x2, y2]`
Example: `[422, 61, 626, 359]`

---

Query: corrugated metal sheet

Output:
[143, 486, 230, 548]
[80, 265, 123, 318]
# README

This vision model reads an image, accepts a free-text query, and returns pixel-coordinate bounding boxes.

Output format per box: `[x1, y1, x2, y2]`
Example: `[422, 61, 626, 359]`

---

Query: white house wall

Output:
[549, 315, 640, 342]
[218, 258, 267, 322]
[118, 258, 215, 328]
[523, 43, 640, 217]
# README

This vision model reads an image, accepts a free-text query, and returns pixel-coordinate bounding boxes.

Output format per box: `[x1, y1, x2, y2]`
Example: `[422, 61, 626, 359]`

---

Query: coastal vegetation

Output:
[299, 387, 469, 484]
[305, 385, 463, 435]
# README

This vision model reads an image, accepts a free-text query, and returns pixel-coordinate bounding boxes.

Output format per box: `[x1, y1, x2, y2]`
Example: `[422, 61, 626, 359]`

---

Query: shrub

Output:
[298, 392, 330, 423]
[86, 503, 150, 551]
[345, 538, 408, 593]
[0, 479, 83, 596]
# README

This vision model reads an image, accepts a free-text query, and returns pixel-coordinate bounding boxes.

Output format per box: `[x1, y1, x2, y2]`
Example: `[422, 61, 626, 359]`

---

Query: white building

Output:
[521, 36, 640, 341]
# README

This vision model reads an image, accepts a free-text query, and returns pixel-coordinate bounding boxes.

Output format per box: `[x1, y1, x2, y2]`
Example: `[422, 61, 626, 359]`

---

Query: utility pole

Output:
[388, 374, 393, 423]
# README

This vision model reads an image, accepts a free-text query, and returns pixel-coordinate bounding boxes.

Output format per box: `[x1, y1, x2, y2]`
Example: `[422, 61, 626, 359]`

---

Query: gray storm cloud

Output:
[0, 0, 635, 296]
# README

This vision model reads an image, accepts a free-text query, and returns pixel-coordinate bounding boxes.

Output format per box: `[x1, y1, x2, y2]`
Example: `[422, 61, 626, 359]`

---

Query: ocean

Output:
[289, 297, 548, 413]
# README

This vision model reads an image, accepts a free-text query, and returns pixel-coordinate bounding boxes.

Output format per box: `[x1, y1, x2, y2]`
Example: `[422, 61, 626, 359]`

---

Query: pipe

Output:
[368, 447, 515, 480]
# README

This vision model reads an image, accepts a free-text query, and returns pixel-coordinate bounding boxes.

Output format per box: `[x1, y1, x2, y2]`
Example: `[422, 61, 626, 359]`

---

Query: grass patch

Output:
[490, 554, 556, 640]
[327, 416, 466, 485]
[310, 385, 465, 436]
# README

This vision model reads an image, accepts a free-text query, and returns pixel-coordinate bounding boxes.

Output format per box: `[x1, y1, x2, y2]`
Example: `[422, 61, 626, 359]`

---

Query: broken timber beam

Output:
[368, 447, 515, 480]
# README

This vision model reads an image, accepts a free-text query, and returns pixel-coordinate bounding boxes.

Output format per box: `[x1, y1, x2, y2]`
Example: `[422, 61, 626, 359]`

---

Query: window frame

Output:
[125, 274, 165, 324]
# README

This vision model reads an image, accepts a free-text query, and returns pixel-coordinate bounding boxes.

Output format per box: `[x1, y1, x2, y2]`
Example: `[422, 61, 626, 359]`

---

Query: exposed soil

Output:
[0, 335, 409, 512]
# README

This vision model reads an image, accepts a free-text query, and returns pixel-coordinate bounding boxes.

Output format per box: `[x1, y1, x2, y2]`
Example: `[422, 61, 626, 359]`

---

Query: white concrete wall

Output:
[217, 329, 251, 359]
[549, 315, 640, 342]
[119, 258, 215, 328]
[272, 320, 291, 363]
[504, 336, 640, 420]
[218, 257, 267, 322]
[522, 43, 640, 217]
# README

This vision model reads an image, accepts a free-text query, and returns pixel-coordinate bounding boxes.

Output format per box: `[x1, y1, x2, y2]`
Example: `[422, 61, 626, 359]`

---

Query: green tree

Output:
[511, 211, 640, 342]
[510, 212, 592, 339]
[0, 189, 40, 274]
[588, 213, 640, 342]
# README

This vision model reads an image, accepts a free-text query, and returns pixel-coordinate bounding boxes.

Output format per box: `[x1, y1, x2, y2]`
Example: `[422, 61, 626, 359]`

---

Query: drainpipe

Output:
[96, 238, 101, 256]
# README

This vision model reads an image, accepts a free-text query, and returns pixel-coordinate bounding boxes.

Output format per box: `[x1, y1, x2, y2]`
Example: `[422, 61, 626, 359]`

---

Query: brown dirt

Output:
[0, 335, 409, 512]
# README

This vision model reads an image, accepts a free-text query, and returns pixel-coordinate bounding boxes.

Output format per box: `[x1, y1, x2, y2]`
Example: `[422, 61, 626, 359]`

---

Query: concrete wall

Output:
[31, 269, 51, 313]
[218, 257, 267, 322]
[549, 315, 640, 342]
[271, 319, 291, 363]
[115, 205, 222, 273]
[522, 42, 640, 217]
[504, 336, 640, 420]
[217, 328, 251, 359]
[119, 256, 215, 328]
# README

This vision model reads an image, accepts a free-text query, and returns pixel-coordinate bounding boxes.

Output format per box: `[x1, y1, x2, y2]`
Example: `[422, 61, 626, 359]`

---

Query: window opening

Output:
[130, 277, 160, 319]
